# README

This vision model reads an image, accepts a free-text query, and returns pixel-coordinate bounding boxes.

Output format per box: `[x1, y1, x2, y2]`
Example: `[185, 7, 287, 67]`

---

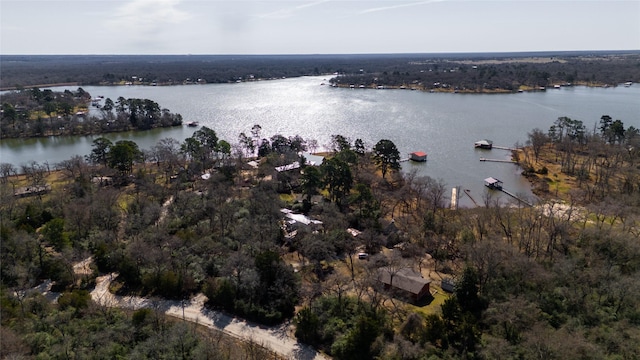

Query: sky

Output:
[1, 0, 639, 55]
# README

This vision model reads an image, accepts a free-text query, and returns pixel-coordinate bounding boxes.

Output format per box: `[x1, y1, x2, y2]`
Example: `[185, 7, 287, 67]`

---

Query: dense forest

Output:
[2, 51, 639, 92]
[1, 114, 639, 358]
[0, 88, 183, 139]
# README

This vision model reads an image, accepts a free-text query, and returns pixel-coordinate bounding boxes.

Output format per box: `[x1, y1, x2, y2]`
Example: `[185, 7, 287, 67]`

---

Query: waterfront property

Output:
[5, 76, 637, 207]
[275, 152, 324, 172]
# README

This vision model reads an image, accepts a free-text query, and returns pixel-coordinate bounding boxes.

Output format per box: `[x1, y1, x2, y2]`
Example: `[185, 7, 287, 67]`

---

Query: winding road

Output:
[29, 195, 328, 360]
[90, 273, 328, 360]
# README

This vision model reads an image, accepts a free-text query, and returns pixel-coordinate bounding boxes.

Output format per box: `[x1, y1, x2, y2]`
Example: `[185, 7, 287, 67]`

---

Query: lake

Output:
[1, 76, 638, 207]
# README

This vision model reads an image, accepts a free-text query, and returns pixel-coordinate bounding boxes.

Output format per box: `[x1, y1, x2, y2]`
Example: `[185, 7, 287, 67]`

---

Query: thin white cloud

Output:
[106, 0, 191, 35]
[255, 0, 331, 20]
[359, 0, 447, 14]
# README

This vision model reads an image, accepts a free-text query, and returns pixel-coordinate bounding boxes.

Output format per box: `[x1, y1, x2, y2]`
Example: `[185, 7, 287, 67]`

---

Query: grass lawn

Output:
[408, 289, 449, 316]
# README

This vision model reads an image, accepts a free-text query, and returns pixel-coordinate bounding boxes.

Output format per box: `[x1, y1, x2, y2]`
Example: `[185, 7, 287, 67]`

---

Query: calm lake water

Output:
[2, 76, 639, 207]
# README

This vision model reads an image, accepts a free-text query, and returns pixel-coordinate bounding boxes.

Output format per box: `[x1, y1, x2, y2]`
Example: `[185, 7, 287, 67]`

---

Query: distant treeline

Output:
[1, 51, 639, 91]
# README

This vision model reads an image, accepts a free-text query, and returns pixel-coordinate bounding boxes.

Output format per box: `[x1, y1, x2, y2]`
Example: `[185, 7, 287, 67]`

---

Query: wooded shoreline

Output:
[2, 52, 639, 92]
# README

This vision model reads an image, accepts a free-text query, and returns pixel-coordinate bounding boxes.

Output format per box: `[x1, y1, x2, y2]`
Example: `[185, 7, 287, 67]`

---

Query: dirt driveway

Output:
[91, 273, 329, 360]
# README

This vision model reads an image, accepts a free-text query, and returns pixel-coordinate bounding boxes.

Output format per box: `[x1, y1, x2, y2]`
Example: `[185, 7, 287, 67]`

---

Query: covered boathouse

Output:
[484, 177, 503, 190]
[474, 139, 493, 149]
[409, 151, 427, 162]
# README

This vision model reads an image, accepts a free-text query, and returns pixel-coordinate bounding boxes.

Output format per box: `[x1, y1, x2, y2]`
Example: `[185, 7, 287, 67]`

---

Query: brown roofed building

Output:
[378, 268, 432, 303]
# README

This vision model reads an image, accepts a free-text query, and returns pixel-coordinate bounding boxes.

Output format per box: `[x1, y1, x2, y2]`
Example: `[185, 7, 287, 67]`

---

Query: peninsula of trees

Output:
[0, 87, 182, 139]
[1, 117, 639, 359]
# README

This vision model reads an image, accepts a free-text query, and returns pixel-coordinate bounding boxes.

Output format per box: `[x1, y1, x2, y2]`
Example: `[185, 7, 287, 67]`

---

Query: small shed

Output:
[484, 177, 503, 190]
[441, 278, 456, 293]
[410, 151, 427, 162]
[474, 139, 493, 149]
[378, 268, 432, 302]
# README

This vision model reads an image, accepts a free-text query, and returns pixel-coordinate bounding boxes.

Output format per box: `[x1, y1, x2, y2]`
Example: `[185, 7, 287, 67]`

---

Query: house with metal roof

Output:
[301, 152, 324, 166]
[378, 267, 432, 302]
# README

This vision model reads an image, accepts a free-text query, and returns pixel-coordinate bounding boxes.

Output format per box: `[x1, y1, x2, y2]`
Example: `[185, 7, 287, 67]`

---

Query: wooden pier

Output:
[492, 145, 520, 151]
[480, 157, 517, 163]
[499, 188, 533, 207]
[450, 186, 460, 210]
[483, 177, 532, 206]
[463, 189, 480, 207]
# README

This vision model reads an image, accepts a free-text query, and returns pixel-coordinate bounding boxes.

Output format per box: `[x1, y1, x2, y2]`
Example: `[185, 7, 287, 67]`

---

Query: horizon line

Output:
[2, 49, 640, 57]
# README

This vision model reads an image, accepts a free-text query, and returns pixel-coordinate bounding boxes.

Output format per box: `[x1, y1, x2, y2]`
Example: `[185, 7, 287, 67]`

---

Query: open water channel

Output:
[1, 76, 638, 207]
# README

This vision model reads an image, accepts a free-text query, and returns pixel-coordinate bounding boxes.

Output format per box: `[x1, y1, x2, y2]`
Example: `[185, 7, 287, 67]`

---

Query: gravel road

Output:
[91, 273, 329, 360]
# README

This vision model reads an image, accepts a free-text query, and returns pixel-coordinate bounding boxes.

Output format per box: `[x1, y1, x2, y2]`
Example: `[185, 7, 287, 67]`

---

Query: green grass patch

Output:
[279, 193, 296, 204]
[408, 289, 449, 316]
[118, 193, 135, 211]
[546, 177, 572, 196]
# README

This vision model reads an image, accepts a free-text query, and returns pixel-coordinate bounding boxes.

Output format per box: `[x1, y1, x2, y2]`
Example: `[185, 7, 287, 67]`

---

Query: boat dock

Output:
[480, 157, 517, 163]
[474, 139, 520, 151]
[492, 145, 520, 151]
[463, 189, 480, 207]
[484, 177, 532, 206]
[450, 186, 460, 210]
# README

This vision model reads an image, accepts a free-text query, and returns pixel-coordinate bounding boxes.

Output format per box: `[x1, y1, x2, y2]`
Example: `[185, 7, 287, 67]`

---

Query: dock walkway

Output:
[492, 145, 520, 151]
[463, 189, 480, 207]
[480, 158, 517, 163]
[499, 188, 533, 207]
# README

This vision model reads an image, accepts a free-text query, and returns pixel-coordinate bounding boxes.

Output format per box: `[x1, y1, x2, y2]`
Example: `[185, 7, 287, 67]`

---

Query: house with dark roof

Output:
[378, 267, 432, 303]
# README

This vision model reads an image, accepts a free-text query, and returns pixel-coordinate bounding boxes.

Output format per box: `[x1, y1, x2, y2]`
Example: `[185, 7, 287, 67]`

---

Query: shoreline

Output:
[331, 81, 628, 93]
[2, 76, 630, 93]
[0, 82, 81, 91]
